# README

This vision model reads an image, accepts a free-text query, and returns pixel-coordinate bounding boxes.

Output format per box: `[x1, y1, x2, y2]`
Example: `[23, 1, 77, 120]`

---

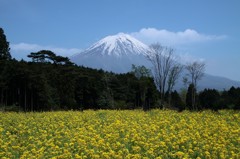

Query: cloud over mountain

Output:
[131, 28, 226, 46]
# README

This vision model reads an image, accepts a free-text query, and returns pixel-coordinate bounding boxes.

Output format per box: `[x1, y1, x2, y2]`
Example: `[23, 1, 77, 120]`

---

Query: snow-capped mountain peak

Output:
[83, 33, 150, 56]
[70, 33, 152, 73]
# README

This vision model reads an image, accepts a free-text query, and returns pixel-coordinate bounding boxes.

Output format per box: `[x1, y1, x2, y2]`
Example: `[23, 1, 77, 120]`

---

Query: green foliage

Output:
[27, 50, 73, 65]
[199, 89, 220, 110]
[170, 91, 185, 111]
[220, 87, 240, 110]
[186, 84, 196, 110]
[0, 28, 11, 60]
[1, 51, 160, 111]
[131, 64, 151, 79]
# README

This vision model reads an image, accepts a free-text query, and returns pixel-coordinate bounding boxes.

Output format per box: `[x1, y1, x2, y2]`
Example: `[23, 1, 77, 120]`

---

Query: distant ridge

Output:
[197, 74, 240, 91]
[70, 33, 240, 90]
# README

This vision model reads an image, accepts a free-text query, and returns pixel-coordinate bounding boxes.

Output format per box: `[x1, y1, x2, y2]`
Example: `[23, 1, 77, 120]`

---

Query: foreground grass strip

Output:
[0, 110, 239, 159]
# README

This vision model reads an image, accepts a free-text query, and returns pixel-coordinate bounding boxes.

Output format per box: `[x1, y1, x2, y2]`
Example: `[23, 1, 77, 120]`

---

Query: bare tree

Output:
[147, 43, 176, 108]
[167, 64, 183, 106]
[185, 61, 205, 110]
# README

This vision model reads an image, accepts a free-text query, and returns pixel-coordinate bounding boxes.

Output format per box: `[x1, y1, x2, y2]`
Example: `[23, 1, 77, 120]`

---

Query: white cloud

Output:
[10, 43, 82, 59]
[131, 28, 226, 46]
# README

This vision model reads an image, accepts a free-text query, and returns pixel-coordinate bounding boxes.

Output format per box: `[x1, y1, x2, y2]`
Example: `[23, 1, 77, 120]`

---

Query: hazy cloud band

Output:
[131, 28, 227, 46]
[11, 43, 82, 58]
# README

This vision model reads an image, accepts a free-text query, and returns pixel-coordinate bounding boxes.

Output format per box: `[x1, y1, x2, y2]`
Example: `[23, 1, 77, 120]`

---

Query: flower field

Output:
[0, 110, 239, 159]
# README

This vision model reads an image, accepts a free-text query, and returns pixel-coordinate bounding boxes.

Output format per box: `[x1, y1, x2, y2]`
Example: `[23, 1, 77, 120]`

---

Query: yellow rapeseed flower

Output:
[0, 110, 239, 158]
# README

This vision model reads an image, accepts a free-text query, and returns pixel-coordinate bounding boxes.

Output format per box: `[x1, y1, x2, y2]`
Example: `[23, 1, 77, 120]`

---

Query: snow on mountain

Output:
[84, 33, 151, 56]
[70, 33, 152, 73]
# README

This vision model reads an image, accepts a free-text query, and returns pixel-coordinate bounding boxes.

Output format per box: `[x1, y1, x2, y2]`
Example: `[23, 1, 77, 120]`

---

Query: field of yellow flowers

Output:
[0, 109, 239, 159]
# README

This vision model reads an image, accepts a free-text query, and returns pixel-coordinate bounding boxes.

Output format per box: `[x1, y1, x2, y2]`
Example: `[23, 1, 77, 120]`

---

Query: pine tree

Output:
[199, 89, 220, 111]
[186, 84, 196, 110]
[0, 28, 11, 61]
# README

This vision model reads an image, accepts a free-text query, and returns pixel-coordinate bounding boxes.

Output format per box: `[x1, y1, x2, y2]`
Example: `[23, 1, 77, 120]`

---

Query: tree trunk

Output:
[31, 90, 33, 111]
[1, 89, 3, 106]
[168, 91, 171, 107]
[18, 88, 21, 111]
[192, 87, 194, 110]
[5, 89, 7, 106]
[24, 85, 27, 112]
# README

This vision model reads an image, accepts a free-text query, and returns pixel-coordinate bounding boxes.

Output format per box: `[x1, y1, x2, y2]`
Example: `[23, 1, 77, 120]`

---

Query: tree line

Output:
[0, 27, 239, 111]
[0, 57, 159, 111]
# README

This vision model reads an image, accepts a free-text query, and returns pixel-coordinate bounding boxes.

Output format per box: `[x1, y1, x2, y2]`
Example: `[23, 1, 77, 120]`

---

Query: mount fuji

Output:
[70, 33, 152, 73]
[70, 33, 240, 90]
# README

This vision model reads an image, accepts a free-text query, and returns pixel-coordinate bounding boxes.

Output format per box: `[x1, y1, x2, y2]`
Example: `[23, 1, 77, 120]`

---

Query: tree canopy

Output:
[0, 28, 11, 61]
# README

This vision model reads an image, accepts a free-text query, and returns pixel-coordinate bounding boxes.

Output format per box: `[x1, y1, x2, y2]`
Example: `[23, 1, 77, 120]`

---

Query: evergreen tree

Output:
[186, 84, 196, 110]
[199, 89, 220, 110]
[131, 64, 151, 79]
[0, 28, 11, 60]
[227, 87, 240, 109]
[0, 28, 11, 107]
[171, 90, 184, 111]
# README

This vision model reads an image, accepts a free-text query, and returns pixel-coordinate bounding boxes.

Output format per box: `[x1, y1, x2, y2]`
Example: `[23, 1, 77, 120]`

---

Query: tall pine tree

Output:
[186, 84, 196, 110]
[0, 28, 11, 107]
[0, 28, 11, 61]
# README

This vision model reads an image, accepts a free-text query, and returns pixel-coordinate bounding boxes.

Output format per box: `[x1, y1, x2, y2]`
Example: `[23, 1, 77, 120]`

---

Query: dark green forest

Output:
[0, 28, 239, 111]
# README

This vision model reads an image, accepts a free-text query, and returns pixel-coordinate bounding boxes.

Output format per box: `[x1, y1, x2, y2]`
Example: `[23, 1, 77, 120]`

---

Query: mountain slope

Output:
[70, 33, 151, 73]
[174, 73, 240, 91]
[198, 74, 240, 91]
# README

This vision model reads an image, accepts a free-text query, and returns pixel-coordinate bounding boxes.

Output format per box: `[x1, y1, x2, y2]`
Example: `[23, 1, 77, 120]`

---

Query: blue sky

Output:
[1, 0, 240, 81]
